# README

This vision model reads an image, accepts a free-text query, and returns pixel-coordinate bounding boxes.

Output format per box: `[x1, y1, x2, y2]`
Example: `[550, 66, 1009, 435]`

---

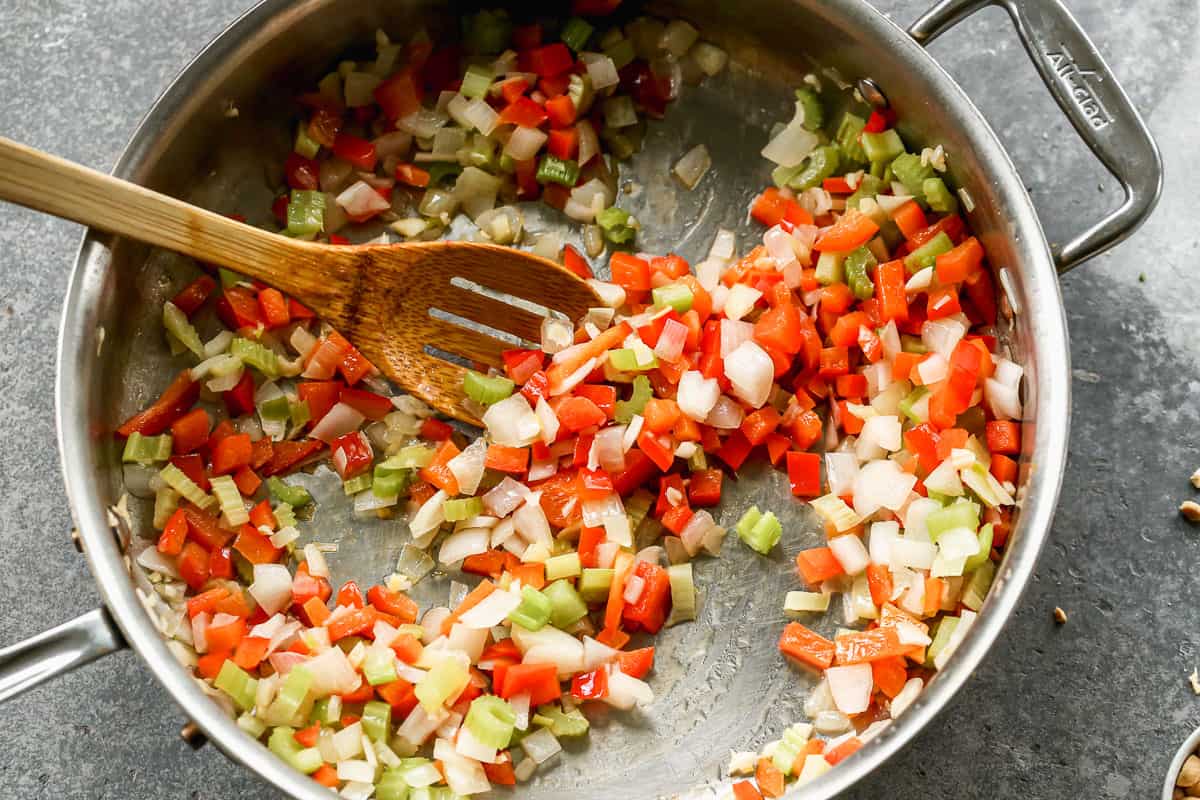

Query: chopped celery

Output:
[310, 696, 337, 725]
[211, 475, 250, 526]
[159, 462, 214, 511]
[688, 447, 708, 472]
[460, 64, 494, 99]
[536, 154, 581, 187]
[535, 704, 589, 737]
[737, 506, 782, 554]
[626, 488, 653, 534]
[926, 500, 980, 541]
[544, 552, 581, 581]
[963, 523, 994, 573]
[214, 660, 259, 711]
[794, 87, 824, 131]
[362, 699, 393, 741]
[122, 432, 173, 464]
[463, 9, 511, 54]
[544, 579, 588, 629]
[615, 374, 652, 423]
[772, 163, 803, 188]
[376, 769, 410, 800]
[286, 190, 325, 238]
[844, 246, 877, 300]
[835, 112, 868, 165]
[426, 161, 463, 187]
[373, 463, 412, 499]
[231, 337, 280, 378]
[787, 145, 840, 191]
[899, 386, 929, 423]
[289, 399, 311, 429]
[560, 17, 594, 52]
[274, 502, 297, 530]
[507, 586, 552, 631]
[608, 348, 656, 373]
[900, 333, 927, 354]
[294, 121, 321, 159]
[152, 486, 179, 530]
[259, 394, 291, 422]
[847, 174, 883, 210]
[814, 251, 845, 286]
[861, 129, 905, 164]
[579, 568, 614, 602]
[267, 726, 322, 774]
[415, 656, 470, 714]
[463, 370, 515, 405]
[567, 73, 595, 116]
[163, 301, 205, 358]
[268, 476, 313, 507]
[343, 473, 373, 495]
[923, 177, 958, 213]
[890, 153, 935, 205]
[925, 615, 960, 667]
[903, 231, 954, 274]
[602, 37, 635, 70]
[363, 648, 399, 686]
[667, 563, 696, 624]
[236, 712, 267, 738]
[652, 283, 694, 313]
[962, 462, 1012, 508]
[266, 666, 313, 724]
[597, 206, 637, 244]
[386, 445, 436, 469]
[218, 268, 243, 290]
[465, 695, 516, 749]
[961, 554, 996, 611]
[443, 496, 484, 522]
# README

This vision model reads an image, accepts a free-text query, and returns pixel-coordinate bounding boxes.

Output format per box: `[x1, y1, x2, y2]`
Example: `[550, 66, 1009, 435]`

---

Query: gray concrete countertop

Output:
[0, 1, 1195, 797]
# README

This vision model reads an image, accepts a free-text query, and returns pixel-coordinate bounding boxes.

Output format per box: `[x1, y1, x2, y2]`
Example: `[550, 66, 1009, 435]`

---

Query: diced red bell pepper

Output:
[547, 127, 580, 161]
[257, 288, 291, 329]
[170, 407, 210, 454]
[524, 43, 574, 78]
[485, 444, 529, 474]
[610, 448, 660, 496]
[374, 68, 422, 121]
[366, 585, 419, 624]
[716, 429, 754, 471]
[331, 431, 373, 480]
[498, 96, 549, 128]
[233, 525, 281, 565]
[215, 286, 262, 331]
[570, 668, 609, 700]
[498, 662, 561, 706]
[260, 439, 325, 476]
[778, 622, 836, 670]
[211, 433, 252, 476]
[986, 420, 1021, 455]
[419, 417, 454, 441]
[284, 152, 320, 190]
[544, 94, 576, 127]
[337, 386, 393, 421]
[222, 371, 256, 418]
[687, 469, 723, 507]
[178, 541, 211, 591]
[332, 133, 378, 171]
[795, 547, 845, 587]
[171, 275, 217, 317]
[117, 371, 200, 438]
[297, 380, 342, 425]
[786, 451, 821, 497]
[609, 252, 651, 294]
[556, 396, 607, 432]
[157, 508, 189, 556]
[182, 506, 232, 550]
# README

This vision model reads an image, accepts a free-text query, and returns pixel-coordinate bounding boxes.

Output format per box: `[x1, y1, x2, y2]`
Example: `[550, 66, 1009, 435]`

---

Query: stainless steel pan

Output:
[0, 0, 1160, 797]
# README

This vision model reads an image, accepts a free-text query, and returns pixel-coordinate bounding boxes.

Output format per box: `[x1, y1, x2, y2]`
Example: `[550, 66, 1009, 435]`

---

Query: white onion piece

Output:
[723, 284, 762, 322]
[859, 415, 903, 453]
[504, 126, 548, 160]
[438, 527, 491, 565]
[483, 477, 528, 518]
[724, 340, 774, 408]
[310, 402, 365, 443]
[409, 489, 448, 546]
[593, 426, 627, 473]
[482, 394, 541, 447]
[829, 534, 870, 575]
[305, 645, 361, 698]
[868, 520, 901, 563]
[852, 459, 918, 517]
[704, 395, 745, 430]
[916, 352, 948, 385]
[577, 120, 600, 167]
[623, 575, 646, 604]
[763, 225, 798, 269]
[654, 318, 689, 363]
[921, 315, 969, 359]
[673, 144, 711, 190]
[582, 52, 620, 90]
[677, 371, 720, 421]
[513, 496, 553, 548]
[581, 492, 624, 529]
[825, 452, 859, 497]
[447, 438, 487, 496]
[249, 564, 292, 615]
[336, 180, 391, 219]
[761, 102, 820, 167]
[534, 397, 560, 445]
[458, 589, 522, 629]
[581, 636, 620, 672]
[602, 668, 655, 710]
[719, 318, 754, 357]
[826, 664, 873, 715]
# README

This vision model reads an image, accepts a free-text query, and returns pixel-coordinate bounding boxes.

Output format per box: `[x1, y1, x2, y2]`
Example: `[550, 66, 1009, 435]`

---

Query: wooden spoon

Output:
[0, 136, 599, 424]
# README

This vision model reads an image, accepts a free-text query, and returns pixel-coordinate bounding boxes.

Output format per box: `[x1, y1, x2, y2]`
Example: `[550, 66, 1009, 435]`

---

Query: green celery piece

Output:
[464, 695, 516, 749]
[376, 769, 411, 800]
[890, 152, 935, 205]
[426, 161, 463, 187]
[267, 476, 313, 507]
[861, 129, 905, 164]
[625, 488, 653, 535]
[835, 112, 868, 165]
[259, 394, 291, 422]
[847, 174, 884, 210]
[667, 563, 696, 624]
[363, 647, 398, 687]
[536, 154, 581, 187]
[926, 615, 960, 667]
[386, 444, 436, 469]
[310, 696, 336, 725]
[814, 251, 845, 285]
[152, 486, 180, 530]
[844, 246, 877, 300]
[415, 656, 470, 713]
[507, 586, 552, 631]
[772, 163, 804, 189]
[740, 510, 782, 555]
[688, 447, 708, 472]
[596, 206, 637, 244]
[274, 502, 297, 530]
[463, 9, 511, 54]
[159, 462, 214, 511]
[963, 523, 994, 573]
[900, 334, 927, 354]
[898, 386, 929, 423]
[543, 579, 588, 629]
[608, 348, 656, 373]
[962, 553, 996, 611]
[926, 500, 980, 541]
[236, 712, 267, 738]
[343, 473, 373, 495]
[794, 87, 824, 131]
[615, 374, 652, 423]
[122, 432, 173, 464]
[460, 63, 494, 99]
[286, 190, 325, 238]
[957, 405, 987, 437]
[443, 496, 484, 522]
[736, 506, 763, 539]
[373, 465, 412, 499]
[544, 552, 581, 581]
[560, 17, 594, 51]
[923, 177, 958, 214]
[535, 704, 589, 737]
[467, 134, 497, 170]
[214, 660, 259, 711]
[362, 699, 393, 740]
[602, 37, 635, 70]
[787, 145, 840, 191]
[267, 727, 322, 775]
[289, 399, 311, 429]
[218, 267, 243, 289]
[231, 337, 280, 378]
[903, 231, 954, 274]
[579, 568, 614, 602]
[651, 283, 694, 313]
[211, 475, 250, 526]
[567, 73, 594, 116]
[266, 666, 313, 723]
[772, 738, 802, 776]
[163, 301, 205, 358]
[463, 370, 515, 405]
[294, 121, 321, 159]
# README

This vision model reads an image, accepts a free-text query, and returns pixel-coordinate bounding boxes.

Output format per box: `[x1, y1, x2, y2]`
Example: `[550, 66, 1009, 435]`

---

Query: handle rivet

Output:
[180, 721, 208, 749]
[856, 78, 889, 108]
[70, 528, 83, 553]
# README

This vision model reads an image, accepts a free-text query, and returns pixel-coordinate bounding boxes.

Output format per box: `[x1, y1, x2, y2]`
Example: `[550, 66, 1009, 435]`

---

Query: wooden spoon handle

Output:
[0, 136, 323, 297]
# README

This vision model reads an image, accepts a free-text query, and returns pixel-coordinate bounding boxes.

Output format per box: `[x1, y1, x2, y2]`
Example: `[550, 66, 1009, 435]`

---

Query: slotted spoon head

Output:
[296, 239, 602, 424]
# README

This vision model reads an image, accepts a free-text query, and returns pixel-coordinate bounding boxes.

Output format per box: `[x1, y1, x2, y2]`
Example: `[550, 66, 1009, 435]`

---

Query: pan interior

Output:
[78, 1, 1044, 797]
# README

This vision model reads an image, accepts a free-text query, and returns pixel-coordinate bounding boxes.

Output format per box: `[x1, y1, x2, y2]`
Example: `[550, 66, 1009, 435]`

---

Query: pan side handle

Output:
[0, 608, 125, 702]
